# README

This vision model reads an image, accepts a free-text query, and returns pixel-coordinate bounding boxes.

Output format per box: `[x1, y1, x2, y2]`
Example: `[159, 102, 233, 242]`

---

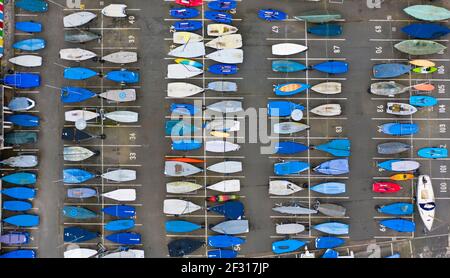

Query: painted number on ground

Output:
[440, 182, 447, 193]
[377, 105, 384, 113]
[333, 46, 341, 54]
[272, 26, 279, 33]
[66, 0, 81, 8]
[375, 46, 382, 54]
[129, 133, 136, 141]
[438, 85, 445, 94]
[129, 153, 137, 160]
[440, 165, 447, 174]
[367, 0, 382, 9]
[439, 124, 447, 134]
[335, 126, 343, 133]
[375, 26, 382, 33]
[129, 16, 136, 24]
[129, 35, 136, 44]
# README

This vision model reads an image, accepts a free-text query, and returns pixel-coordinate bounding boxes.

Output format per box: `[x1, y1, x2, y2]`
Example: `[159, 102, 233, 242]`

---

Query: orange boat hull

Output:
[390, 173, 414, 181]
[166, 157, 204, 163]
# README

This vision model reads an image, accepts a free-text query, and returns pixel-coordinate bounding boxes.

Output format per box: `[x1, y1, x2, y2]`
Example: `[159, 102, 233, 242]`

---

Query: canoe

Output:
[378, 160, 420, 172]
[274, 141, 308, 154]
[272, 60, 307, 72]
[105, 70, 139, 84]
[166, 220, 202, 233]
[207, 179, 240, 192]
[166, 181, 202, 193]
[208, 235, 245, 248]
[380, 123, 419, 136]
[61, 128, 99, 143]
[403, 5, 450, 21]
[207, 24, 238, 36]
[386, 103, 418, 116]
[268, 101, 305, 117]
[16, 21, 42, 33]
[394, 40, 446, 56]
[310, 182, 346, 195]
[208, 201, 244, 219]
[208, 63, 238, 75]
[65, 30, 101, 43]
[105, 219, 135, 231]
[170, 103, 199, 115]
[4, 132, 38, 145]
[314, 159, 349, 175]
[102, 51, 137, 64]
[61, 87, 96, 103]
[207, 161, 242, 174]
[380, 219, 415, 233]
[414, 83, 435, 91]
[170, 8, 200, 19]
[272, 204, 317, 215]
[168, 82, 204, 98]
[3, 200, 33, 211]
[163, 199, 201, 215]
[206, 49, 243, 64]
[64, 146, 97, 162]
[5, 114, 39, 127]
[315, 237, 345, 249]
[273, 122, 309, 134]
[205, 34, 242, 49]
[272, 239, 306, 254]
[13, 38, 46, 51]
[211, 220, 249, 234]
[207, 100, 243, 113]
[64, 227, 98, 243]
[166, 120, 198, 136]
[63, 168, 95, 184]
[64, 67, 98, 80]
[1, 172, 36, 185]
[313, 139, 351, 157]
[412, 67, 437, 74]
[1, 187, 36, 199]
[312, 61, 348, 74]
[294, 10, 342, 23]
[171, 139, 202, 151]
[311, 82, 341, 94]
[205, 141, 240, 153]
[275, 223, 305, 235]
[258, 9, 287, 21]
[310, 104, 342, 116]
[274, 83, 310, 96]
[0, 232, 30, 245]
[168, 239, 203, 257]
[207, 81, 237, 92]
[308, 24, 343, 37]
[104, 111, 139, 123]
[101, 169, 136, 182]
[272, 43, 308, 56]
[7, 97, 36, 111]
[4, 73, 41, 89]
[315, 202, 346, 217]
[176, 0, 203, 7]
[313, 222, 349, 235]
[274, 161, 309, 175]
[63, 206, 96, 219]
[164, 161, 202, 176]
[373, 64, 412, 78]
[390, 174, 414, 181]
[410, 95, 438, 107]
[1, 155, 38, 167]
[373, 182, 402, 193]
[205, 11, 233, 24]
[64, 248, 97, 258]
[377, 203, 413, 215]
[409, 59, 436, 68]
[102, 189, 136, 201]
[0, 250, 36, 258]
[15, 0, 48, 13]
[370, 81, 408, 96]
[106, 233, 141, 245]
[9, 55, 42, 67]
[269, 180, 303, 195]
[64, 12, 97, 28]
[418, 147, 448, 159]
[208, 250, 238, 258]
[377, 142, 411, 155]
[67, 187, 97, 199]
[102, 4, 127, 17]
[101, 250, 145, 258]
[167, 64, 204, 79]
[402, 23, 450, 39]
[417, 175, 435, 231]
[65, 110, 99, 122]
[168, 42, 205, 58]
[208, 1, 237, 11]
[175, 58, 203, 69]
[205, 119, 240, 131]
[173, 31, 203, 44]
[3, 214, 39, 227]
[102, 205, 136, 218]
[59, 48, 97, 61]
[172, 21, 203, 32]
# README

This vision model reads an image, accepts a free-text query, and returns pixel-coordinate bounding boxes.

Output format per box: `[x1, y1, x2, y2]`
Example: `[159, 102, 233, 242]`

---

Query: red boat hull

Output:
[372, 182, 402, 193]
[166, 157, 204, 163]
[175, 0, 203, 7]
[207, 195, 239, 203]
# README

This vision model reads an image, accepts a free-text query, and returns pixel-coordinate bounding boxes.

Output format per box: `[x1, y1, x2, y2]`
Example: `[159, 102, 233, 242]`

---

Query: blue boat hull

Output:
[418, 147, 448, 159]
[267, 101, 304, 117]
[3, 214, 39, 227]
[105, 219, 135, 231]
[13, 38, 46, 51]
[166, 220, 202, 233]
[410, 95, 438, 107]
[172, 21, 202, 31]
[15, 0, 48, 13]
[208, 249, 238, 258]
[313, 222, 349, 235]
[208, 1, 237, 11]
[170, 8, 200, 19]
[315, 237, 345, 249]
[61, 87, 96, 103]
[380, 219, 415, 232]
[16, 21, 42, 33]
[64, 67, 98, 80]
[272, 60, 307, 72]
[170, 103, 199, 115]
[258, 9, 287, 21]
[378, 203, 414, 215]
[172, 140, 202, 151]
[208, 235, 245, 248]
[1, 172, 37, 185]
[272, 239, 306, 254]
[274, 161, 310, 175]
[0, 232, 30, 245]
[373, 64, 412, 78]
[165, 120, 198, 136]
[106, 232, 142, 244]
[64, 227, 98, 243]
[308, 24, 342, 36]
[205, 11, 232, 24]
[314, 139, 351, 157]
[106, 70, 139, 84]
[0, 249, 36, 258]
[63, 206, 97, 219]
[314, 159, 349, 175]
[274, 83, 310, 96]
[312, 61, 349, 74]
[2, 200, 33, 211]
[274, 141, 308, 155]
[322, 249, 339, 258]
[103, 205, 136, 218]
[1, 187, 36, 199]
[4, 73, 41, 89]
[63, 168, 95, 183]
[208, 201, 244, 220]
[381, 123, 419, 136]
[6, 114, 40, 127]
[209, 63, 238, 75]
[310, 182, 346, 194]
[402, 23, 450, 39]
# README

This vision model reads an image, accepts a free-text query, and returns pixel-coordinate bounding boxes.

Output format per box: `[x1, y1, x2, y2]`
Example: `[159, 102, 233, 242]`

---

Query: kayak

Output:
[205, 119, 240, 132]
[403, 5, 450, 21]
[274, 83, 310, 96]
[205, 141, 240, 153]
[402, 23, 450, 39]
[370, 81, 408, 96]
[3, 214, 39, 227]
[171, 139, 202, 151]
[168, 42, 205, 58]
[62, 128, 101, 143]
[410, 59, 436, 68]
[102, 51, 138, 64]
[310, 104, 342, 116]
[272, 60, 307, 72]
[412, 67, 437, 74]
[267, 101, 304, 117]
[163, 199, 201, 215]
[417, 175, 435, 231]
[258, 9, 287, 21]
[207, 100, 243, 113]
[0, 232, 30, 245]
[1, 172, 36, 185]
[67, 187, 97, 199]
[170, 103, 199, 115]
[314, 202, 346, 217]
[275, 223, 305, 235]
[0, 250, 36, 258]
[377, 142, 411, 155]
[373, 182, 402, 193]
[168, 239, 203, 257]
[373, 64, 412, 78]
[380, 123, 419, 136]
[208, 201, 244, 219]
[63, 206, 97, 219]
[63, 168, 95, 183]
[9, 55, 42, 67]
[64, 67, 98, 80]
[59, 48, 97, 61]
[272, 204, 317, 215]
[315, 237, 345, 249]
[418, 147, 448, 159]
[101, 4, 127, 18]
[64, 227, 98, 243]
[208, 250, 238, 258]
[105, 70, 139, 84]
[15, 0, 48, 12]
[377, 203, 413, 215]
[5, 114, 39, 127]
[205, 11, 233, 24]
[207, 195, 239, 203]
[166, 220, 202, 233]
[311, 182, 346, 195]
[64, 146, 98, 162]
[206, 34, 242, 50]
[170, 8, 200, 19]
[414, 83, 435, 91]
[60, 87, 96, 103]
[380, 219, 415, 233]
[378, 160, 420, 172]
[272, 239, 307, 254]
[313, 222, 349, 235]
[105, 219, 135, 231]
[4, 132, 37, 145]
[167, 64, 204, 79]
[102, 205, 136, 218]
[207, 49, 243, 64]
[106, 233, 141, 245]
[176, 0, 203, 7]
[208, 63, 238, 75]
[322, 249, 339, 258]
[410, 95, 438, 107]
[390, 174, 414, 181]
[207, 180, 240, 193]
[3, 200, 33, 211]
[104, 111, 138, 123]
[13, 38, 46, 51]
[65, 30, 101, 43]
[64, 12, 97, 27]
[101, 169, 136, 182]
[394, 40, 446, 56]
[1, 187, 36, 199]
[272, 43, 308, 56]
[64, 248, 97, 258]
[208, 235, 245, 248]
[172, 21, 202, 32]
[386, 103, 417, 116]
[4, 73, 41, 89]
[208, 1, 237, 11]
[207, 24, 238, 36]
[166, 181, 202, 193]
[311, 82, 342, 95]
[314, 159, 349, 175]
[274, 161, 310, 175]
[164, 161, 202, 176]
[273, 122, 309, 134]
[211, 220, 249, 234]
[311, 61, 348, 74]
[168, 82, 204, 98]
[274, 141, 308, 155]
[175, 58, 203, 69]
[16, 21, 42, 33]
[294, 10, 342, 23]
[1, 155, 38, 167]
[308, 24, 343, 37]
[269, 180, 303, 195]
[313, 139, 351, 157]
[207, 161, 242, 174]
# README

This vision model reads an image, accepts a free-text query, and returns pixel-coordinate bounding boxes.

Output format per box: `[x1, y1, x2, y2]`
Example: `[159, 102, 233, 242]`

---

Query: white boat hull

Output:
[104, 111, 139, 123]
[65, 110, 99, 122]
[273, 122, 309, 134]
[173, 32, 203, 44]
[64, 248, 97, 258]
[102, 4, 127, 17]
[206, 34, 242, 49]
[101, 169, 136, 182]
[102, 51, 137, 64]
[206, 120, 240, 132]
[163, 199, 201, 215]
[63, 146, 96, 162]
[166, 181, 202, 194]
[206, 49, 243, 64]
[64, 12, 97, 28]
[207, 179, 241, 192]
[102, 250, 144, 258]
[207, 161, 242, 174]
[311, 82, 342, 94]
[164, 161, 202, 176]
[417, 175, 435, 231]
[272, 43, 308, 56]
[207, 24, 238, 36]
[391, 161, 420, 172]
[276, 223, 305, 234]
[269, 180, 302, 196]
[207, 100, 243, 113]
[168, 42, 205, 58]
[100, 89, 136, 102]
[167, 82, 204, 97]
[60, 48, 97, 61]
[167, 64, 203, 79]
[102, 189, 136, 201]
[386, 102, 418, 116]
[205, 141, 240, 153]
[310, 104, 342, 116]
[9, 55, 42, 67]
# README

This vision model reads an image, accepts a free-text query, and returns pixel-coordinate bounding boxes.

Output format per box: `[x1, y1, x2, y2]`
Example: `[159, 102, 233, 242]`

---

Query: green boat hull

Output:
[394, 40, 446, 56]
[4, 132, 38, 145]
[404, 5, 450, 21]
[412, 67, 437, 74]
[294, 10, 341, 23]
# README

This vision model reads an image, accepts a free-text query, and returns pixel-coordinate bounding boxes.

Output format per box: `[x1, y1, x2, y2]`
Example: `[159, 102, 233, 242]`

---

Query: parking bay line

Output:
[266, 57, 347, 61]
[63, 145, 142, 147]
[268, 77, 347, 81]
[372, 157, 450, 161]
[63, 164, 142, 167]
[65, 203, 142, 206]
[372, 118, 450, 121]
[372, 137, 450, 141]
[270, 196, 349, 199]
[266, 38, 346, 41]
[268, 176, 348, 179]
[370, 39, 449, 42]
